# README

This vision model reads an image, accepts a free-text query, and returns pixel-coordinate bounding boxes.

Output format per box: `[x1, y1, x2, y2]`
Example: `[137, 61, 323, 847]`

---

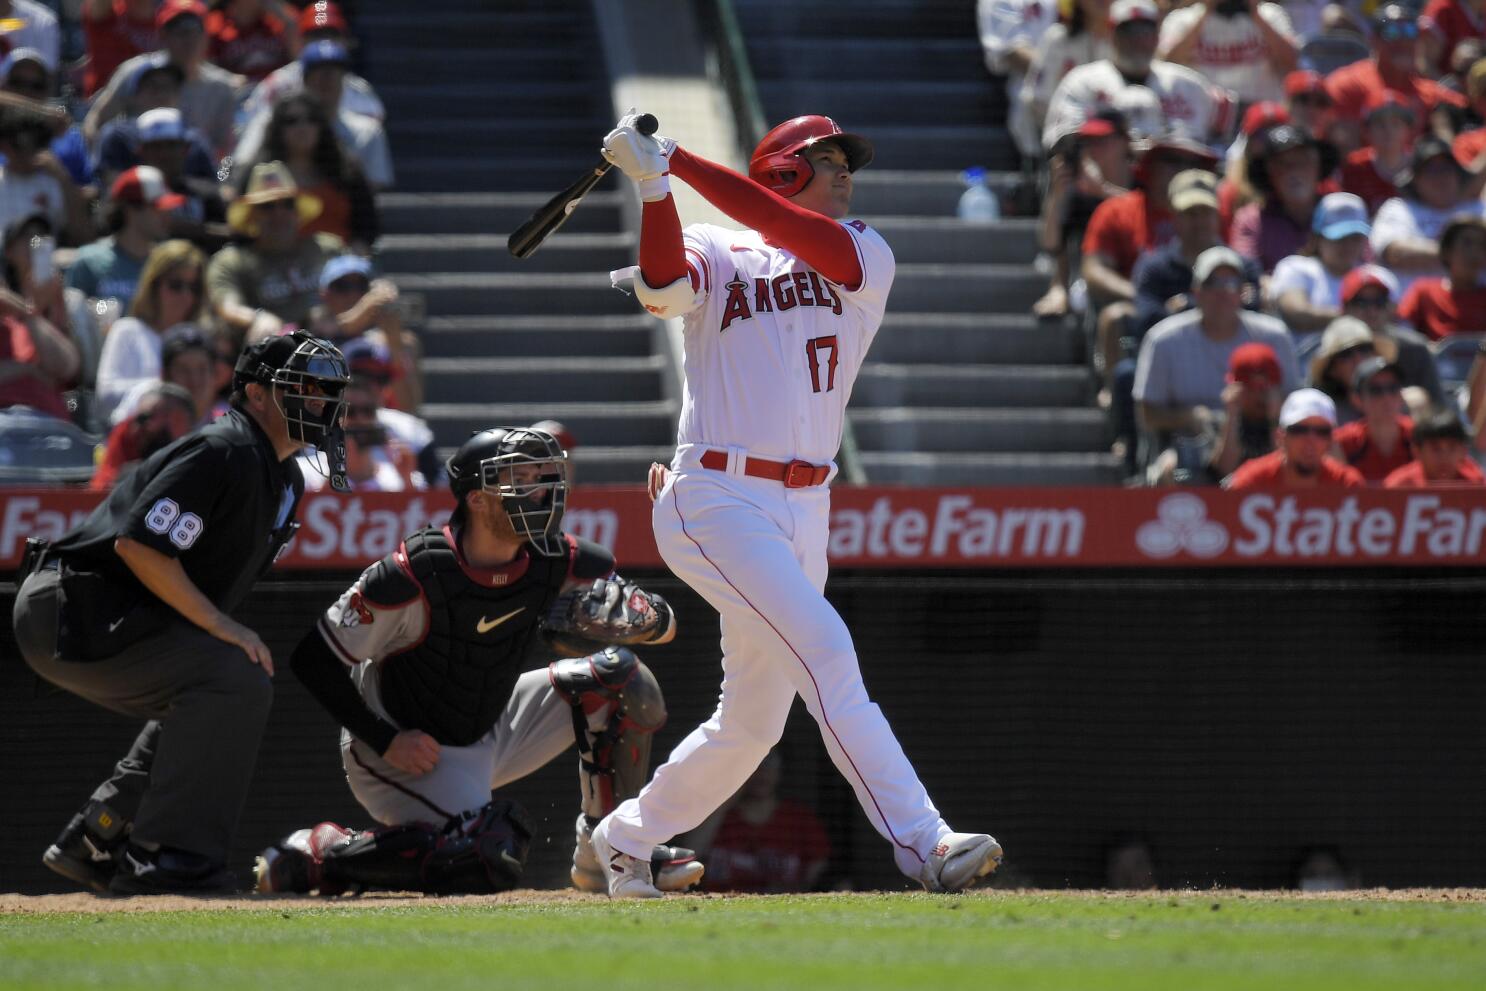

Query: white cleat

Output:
[572, 814, 705, 893]
[589, 817, 663, 899]
[920, 832, 1003, 892]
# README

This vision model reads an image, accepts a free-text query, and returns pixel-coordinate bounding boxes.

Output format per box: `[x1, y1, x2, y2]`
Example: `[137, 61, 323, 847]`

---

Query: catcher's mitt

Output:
[546, 577, 668, 647]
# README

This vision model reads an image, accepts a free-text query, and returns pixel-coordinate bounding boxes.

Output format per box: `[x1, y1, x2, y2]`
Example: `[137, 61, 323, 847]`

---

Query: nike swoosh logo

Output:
[476, 608, 525, 634]
[108, 617, 126, 633]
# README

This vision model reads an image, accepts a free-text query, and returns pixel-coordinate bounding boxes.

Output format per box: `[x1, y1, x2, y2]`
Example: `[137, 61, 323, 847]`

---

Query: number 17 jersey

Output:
[676, 219, 895, 466]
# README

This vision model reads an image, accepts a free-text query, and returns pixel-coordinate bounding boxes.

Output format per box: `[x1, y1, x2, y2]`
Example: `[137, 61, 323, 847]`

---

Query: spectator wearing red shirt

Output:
[1383, 406, 1486, 485]
[1230, 124, 1338, 273]
[1397, 214, 1486, 339]
[1421, 0, 1486, 79]
[1225, 388, 1366, 488]
[1324, 5, 1468, 151]
[1207, 341, 1283, 483]
[1450, 61, 1486, 170]
[0, 288, 79, 421]
[1339, 93, 1415, 215]
[88, 382, 196, 490]
[206, 0, 299, 82]
[1284, 70, 1338, 145]
[81, 0, 158, 98]
[1339, 265, 1446, 403]
[1333, 357, 1415, 482]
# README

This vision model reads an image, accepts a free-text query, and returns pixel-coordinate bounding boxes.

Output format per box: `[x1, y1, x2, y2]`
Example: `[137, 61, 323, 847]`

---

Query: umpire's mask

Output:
[447, 427, 569, 556]
[234, 331, 352, 489]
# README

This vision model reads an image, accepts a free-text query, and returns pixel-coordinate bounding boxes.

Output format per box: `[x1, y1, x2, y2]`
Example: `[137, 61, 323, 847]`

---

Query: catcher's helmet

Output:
[447, 426, 569, 556]
[748, 115, 874, 197]
[233, 330, 350, 448]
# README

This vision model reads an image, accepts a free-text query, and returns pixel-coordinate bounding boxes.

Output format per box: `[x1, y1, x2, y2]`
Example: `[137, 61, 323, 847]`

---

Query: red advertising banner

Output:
[2, 485, 1484, 570]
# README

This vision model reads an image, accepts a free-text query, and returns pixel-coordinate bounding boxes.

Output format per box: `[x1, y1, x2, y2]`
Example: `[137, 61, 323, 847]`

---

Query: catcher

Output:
[254, 426, 703, 895]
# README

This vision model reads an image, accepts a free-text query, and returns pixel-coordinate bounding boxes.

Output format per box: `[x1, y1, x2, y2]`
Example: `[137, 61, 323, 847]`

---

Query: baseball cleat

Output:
[571, 814, 705, 893]
[919, 832, 1003, 893]
[42, 802, 129, 894]
[108, 846, 236, 897]
[589, 817, 663, 898]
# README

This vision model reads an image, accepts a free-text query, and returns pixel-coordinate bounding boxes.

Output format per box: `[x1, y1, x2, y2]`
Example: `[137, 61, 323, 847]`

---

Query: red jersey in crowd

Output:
[206, 9, 292, 80]
[1226, 450, 1366, 489]
[1397, 277, 1486, 339]
[1324, 59, 1467, 137]
[1383, 457, 1486, 486]
[82, 0, 158, 96]
[1082, 189, 1175, 279]
[702, 800, 832, 894]
[1453, 127, 1486, 168]
[1335, 416, 1415, 482]
[1421, 0, 1486, 77]
[0, 314, 68, 420]
[1338, 147, 1403, 215]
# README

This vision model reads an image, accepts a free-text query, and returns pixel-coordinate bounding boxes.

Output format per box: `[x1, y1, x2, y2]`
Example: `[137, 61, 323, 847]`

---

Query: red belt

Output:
[699, 449, 830, 488]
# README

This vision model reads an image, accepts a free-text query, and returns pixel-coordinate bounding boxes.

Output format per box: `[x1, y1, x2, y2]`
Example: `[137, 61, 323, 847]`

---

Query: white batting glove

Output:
[602, 113, 676, 202]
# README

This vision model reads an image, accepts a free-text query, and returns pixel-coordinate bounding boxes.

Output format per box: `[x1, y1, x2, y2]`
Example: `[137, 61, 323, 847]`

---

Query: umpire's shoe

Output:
[108, 845, 236, 896]
[42, 800, 129, 894]
[572, 814, 705, 893]
[589, 816, 663, 899]
[919, 833, 1003, 893]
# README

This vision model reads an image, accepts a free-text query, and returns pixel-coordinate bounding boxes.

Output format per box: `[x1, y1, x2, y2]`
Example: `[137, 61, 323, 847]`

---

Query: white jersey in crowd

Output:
[675, 220, 894, 466]
[977, 0, 1059, 157]
[1371, 195, 1486, 296]
[1158, 2, 1297, 104]
[1043, 57, 1231, 151]
[1021, 25, 1116, 142]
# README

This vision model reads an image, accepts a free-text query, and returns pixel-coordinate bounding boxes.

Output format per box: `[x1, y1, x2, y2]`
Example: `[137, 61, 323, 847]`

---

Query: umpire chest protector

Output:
[376, 527, 571, 746]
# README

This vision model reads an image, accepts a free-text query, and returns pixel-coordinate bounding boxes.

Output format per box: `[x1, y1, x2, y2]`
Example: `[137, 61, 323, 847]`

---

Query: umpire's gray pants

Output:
[343, 666, 574, 825]
[12, 567, 273, 862]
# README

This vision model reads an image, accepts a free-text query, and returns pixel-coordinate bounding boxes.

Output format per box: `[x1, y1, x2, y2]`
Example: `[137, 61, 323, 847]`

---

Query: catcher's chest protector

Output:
[377, 527, 570, 746]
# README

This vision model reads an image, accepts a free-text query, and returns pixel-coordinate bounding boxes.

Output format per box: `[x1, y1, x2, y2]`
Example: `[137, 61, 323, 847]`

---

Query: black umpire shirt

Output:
[51, 406, 305, 619]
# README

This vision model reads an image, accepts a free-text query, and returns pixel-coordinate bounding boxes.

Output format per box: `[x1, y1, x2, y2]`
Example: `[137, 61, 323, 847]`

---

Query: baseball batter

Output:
[591, 113, 1002, 897]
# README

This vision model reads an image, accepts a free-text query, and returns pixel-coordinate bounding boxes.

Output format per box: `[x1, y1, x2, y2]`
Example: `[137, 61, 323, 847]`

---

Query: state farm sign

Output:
[1, 486, 1483, 570]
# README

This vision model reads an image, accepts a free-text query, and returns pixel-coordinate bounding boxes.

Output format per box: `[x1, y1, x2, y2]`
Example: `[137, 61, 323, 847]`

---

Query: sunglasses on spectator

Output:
[1363, 381, 1402, 397]
[1285, 423, 1333, 438]
[1204, 276, 1244, 291]
[1348, 293, 1389, 309]
[280, 115, 316, 128]
[1377, 22, 1419, 42]
[1336, 344, 1375, 361]
[328, 276, 370, 294]
[162, 277, 201, 294]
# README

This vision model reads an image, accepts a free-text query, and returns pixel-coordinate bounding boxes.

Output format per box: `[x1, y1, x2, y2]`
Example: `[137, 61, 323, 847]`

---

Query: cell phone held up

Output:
[29, 234, 53, 284]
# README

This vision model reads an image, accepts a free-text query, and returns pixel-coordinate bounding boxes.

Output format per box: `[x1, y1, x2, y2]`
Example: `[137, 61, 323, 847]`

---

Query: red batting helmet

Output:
[748, 115, 874, 197]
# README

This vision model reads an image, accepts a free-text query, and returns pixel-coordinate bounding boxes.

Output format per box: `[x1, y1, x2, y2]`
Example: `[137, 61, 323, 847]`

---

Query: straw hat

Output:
[227, 161, 322, 236]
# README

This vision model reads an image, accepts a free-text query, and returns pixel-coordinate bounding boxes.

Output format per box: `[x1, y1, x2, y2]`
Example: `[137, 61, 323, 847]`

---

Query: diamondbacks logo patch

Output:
[340, 590, 375, 628]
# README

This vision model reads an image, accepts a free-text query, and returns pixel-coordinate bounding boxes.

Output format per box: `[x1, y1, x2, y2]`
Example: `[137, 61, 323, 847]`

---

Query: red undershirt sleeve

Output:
[667, 147, 864, 289]
[639, 196, 688, 288]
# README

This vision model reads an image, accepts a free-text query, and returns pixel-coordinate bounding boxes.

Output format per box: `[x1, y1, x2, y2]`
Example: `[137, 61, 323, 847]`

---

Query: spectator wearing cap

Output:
[296, 378, 425, 493]
[1324, 4, 1468, 152]
[240, 2, 384, 124]
[334, 334, 434, 481]
[1043, 0, 1233, 152]
[66, 166, 182, 318]
[1021, 0, 1118, 146]
[1383, 405, 1486, 485]
[307, 253, 420, 410]
[1218, 104, 1288, 237]
[1283, 70, 1339, 147]
[0, 94, 89, 246]
[0, 49, 92, 189]
[1339, 264, 1445, 402]
[0, 1, 60, 76]
[1333, 355, 1415, 482]
[1421, 0, 1486, 79]
[1230, 124, 1339, 273]
[1338, 94, 1416, 215]
[233, 40, 393, 191]
[89, 381, 197, 490]
[206, 0, 299, 81]
[92, 54, 214, 189]
[85, 1, 247, 159]
[1034, 108, 1133, 318]
[1371, 137, 1486, 295]
[234, 93, 378, 253]
[81, 0, 159, 98]
[1308, 314, 1395, 424]
[1134, 245, 1300, 481]
[1224, 388, 1365, 488]
[206, 160, 344, 346]
[125, 107, 230, 250]
[1267, 192, 1372, 334]
[1157, 0, 1299, 105]
[1208, 341, 1284, 481]
[93, 238, 205, 418]
[976, 0, 1059, 159]
[1397, 214, 1486, 339]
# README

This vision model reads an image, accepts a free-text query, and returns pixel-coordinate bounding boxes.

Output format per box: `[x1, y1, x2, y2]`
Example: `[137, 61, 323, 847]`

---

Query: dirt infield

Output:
[4, 888, 1485, 914]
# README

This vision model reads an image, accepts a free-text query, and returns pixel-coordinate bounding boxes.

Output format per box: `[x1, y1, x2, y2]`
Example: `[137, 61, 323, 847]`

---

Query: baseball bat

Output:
[507, 113, 658, 259]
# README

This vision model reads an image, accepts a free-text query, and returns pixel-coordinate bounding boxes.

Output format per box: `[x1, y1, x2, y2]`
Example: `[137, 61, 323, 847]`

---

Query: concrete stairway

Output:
[357, 1, 675, 482]
[733, 0, 1122, 484]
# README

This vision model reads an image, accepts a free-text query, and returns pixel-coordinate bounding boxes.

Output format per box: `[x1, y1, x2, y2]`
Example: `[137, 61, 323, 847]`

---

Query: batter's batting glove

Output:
[602, 113, 676, 202]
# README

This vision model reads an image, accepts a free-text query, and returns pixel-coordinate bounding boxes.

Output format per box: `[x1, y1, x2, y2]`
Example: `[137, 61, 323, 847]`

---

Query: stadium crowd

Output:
[0, 0, 436, 491]
[981, 0, 1486, 487]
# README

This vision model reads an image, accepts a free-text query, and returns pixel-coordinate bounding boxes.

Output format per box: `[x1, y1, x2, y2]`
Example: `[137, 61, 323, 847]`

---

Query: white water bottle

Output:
[957, 167, 1000, 223]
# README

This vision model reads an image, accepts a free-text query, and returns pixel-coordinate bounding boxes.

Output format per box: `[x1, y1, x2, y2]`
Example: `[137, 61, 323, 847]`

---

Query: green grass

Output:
[2, 891, 1484, 991]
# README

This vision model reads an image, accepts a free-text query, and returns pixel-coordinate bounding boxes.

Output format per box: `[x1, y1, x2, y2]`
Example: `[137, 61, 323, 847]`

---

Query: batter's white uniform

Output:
[605, 219, 955, 880]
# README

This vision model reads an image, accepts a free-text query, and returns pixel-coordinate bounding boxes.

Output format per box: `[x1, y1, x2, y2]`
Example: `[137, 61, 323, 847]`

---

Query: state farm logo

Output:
[1135, 493, 1228, 559]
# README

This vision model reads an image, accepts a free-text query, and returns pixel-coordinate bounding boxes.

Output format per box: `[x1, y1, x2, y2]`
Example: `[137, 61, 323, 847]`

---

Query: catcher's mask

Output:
[234, 330, 351, 489]
[447, 427, 569, 556]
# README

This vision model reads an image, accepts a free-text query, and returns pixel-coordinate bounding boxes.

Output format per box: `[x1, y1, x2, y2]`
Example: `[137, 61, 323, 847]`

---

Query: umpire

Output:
[11, 330, 350, 895]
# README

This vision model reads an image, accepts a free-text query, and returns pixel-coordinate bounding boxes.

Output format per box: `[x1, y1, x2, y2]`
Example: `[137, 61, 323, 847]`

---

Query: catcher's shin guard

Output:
[549, 647, 666, 817]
